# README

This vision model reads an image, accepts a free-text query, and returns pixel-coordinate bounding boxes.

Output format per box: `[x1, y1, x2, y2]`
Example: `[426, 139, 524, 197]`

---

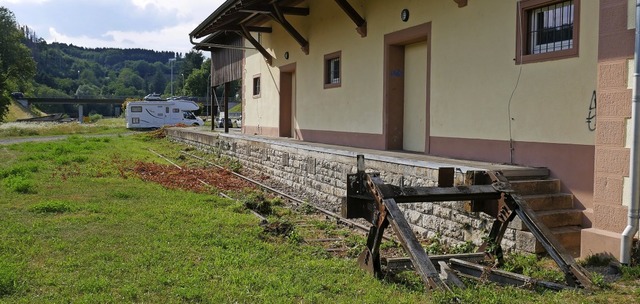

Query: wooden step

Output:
[520, 193, 574, 211]
[509, 179, 561, 195]
[511, 209, 583, 230]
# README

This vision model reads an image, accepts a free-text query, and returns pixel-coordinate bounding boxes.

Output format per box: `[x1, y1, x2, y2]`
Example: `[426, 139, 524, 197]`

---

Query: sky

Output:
[1, 0, 226, 54]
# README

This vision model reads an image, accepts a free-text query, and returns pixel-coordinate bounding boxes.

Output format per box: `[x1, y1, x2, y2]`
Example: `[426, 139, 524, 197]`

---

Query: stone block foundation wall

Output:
[167, 128, 538, 253]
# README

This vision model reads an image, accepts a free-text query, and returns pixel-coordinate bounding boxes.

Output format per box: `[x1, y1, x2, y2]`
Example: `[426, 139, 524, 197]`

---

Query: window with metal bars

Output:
[516, 0, 579, 64]
[528, 0, 574, 54]
[324, 51, 341, 89]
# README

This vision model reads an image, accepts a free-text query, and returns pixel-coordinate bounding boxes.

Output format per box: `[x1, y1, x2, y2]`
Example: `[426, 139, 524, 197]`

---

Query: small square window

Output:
[132, 117, 140, 124]
[130, 106, 142, 112]
[253, 74, 261, 98]
[516, 0, 579, 64]
[324, 51, 341, 89]
[173, 108, 180, 113]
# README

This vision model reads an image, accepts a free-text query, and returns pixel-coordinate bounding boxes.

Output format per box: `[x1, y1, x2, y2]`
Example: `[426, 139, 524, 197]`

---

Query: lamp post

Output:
[208, 73, 213, 131]
[169, 58, 176, 96]
[181, 73, 185, 96]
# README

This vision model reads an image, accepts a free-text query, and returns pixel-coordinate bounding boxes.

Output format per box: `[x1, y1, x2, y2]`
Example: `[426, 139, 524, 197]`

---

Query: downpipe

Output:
[189, 35, 256, 50]
[620, 0, 640, 265]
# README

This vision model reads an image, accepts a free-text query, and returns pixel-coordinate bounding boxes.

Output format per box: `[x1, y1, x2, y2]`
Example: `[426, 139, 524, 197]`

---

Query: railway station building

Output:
[190, 0, 638, 261]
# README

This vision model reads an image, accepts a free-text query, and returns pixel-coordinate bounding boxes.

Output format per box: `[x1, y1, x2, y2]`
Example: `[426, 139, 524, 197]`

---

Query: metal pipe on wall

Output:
[621, 0, 640, 265]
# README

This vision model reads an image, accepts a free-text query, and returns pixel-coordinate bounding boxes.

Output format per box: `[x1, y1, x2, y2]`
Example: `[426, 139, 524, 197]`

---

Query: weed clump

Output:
[243, 191, 279, 215]
[3, 175, 35, 194]
[29, 200, 73, 214]
[0, 260, 19, 296]
[262, 219, 294, 237]
[503, 252, 564, 283]
[0, 163, 39, 179]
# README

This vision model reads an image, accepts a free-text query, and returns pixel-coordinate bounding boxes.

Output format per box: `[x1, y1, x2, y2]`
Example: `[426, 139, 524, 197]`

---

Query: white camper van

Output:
[125, 99, 204, 129]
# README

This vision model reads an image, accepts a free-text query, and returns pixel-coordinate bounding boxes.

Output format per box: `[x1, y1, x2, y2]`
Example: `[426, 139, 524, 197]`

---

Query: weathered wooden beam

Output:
[384, 198, 448, 291]
[374, 183, 502, 203]
[240, 6, 309, 16]
[509, 194, 594, 289]
[334, 0, 367, 37]
[218, 25, 272, 33]
[270, 3, 309, 55]
[449, 258, 570, 291]
[383, 252, 486, 272]
[453, 0, 468, 7]
[239, 25, 273, 65]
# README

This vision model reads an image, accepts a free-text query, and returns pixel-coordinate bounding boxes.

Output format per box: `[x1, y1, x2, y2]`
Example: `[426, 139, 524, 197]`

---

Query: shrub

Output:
[89, 113, 103, 123]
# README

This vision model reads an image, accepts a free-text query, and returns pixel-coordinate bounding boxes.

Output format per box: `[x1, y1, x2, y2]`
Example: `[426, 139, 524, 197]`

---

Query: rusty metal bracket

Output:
[344, 155, 593, 291]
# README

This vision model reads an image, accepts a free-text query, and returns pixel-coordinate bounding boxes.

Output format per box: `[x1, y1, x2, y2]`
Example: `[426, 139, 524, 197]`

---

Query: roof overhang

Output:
[190, 1, 469, 63]
[190, 0, 310, 64]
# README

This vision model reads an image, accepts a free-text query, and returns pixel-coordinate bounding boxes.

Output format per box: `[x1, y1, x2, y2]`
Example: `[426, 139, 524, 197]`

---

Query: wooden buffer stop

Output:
[343, 155, 593, 292]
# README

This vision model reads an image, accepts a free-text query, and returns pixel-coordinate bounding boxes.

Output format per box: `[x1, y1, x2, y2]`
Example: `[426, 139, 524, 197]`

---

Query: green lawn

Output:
[0, 135, 433, 303]
[1, 133, 639, 303]
[0, 118, 128, 138]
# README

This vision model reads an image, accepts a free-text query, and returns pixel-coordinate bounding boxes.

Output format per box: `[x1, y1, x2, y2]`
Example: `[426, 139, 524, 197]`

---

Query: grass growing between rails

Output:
[0, 118, 128, 138]
[1, 135, 640, 303]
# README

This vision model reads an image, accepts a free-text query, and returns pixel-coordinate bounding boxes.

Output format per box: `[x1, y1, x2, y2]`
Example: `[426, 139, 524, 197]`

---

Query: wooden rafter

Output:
[217, 25, 272, 33]
[269, 3, 309, 55]
[239, 6, 309, 16]
[239, 24, 273, 65]
[334, 0, 367, 37]
[453, 0, 468, 7]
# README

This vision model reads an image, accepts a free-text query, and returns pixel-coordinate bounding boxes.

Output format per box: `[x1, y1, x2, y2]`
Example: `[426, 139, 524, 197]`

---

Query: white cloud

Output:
[130, 0, 224, 19]
[8, 0, 227, 53]
[2, 0, 50, 3]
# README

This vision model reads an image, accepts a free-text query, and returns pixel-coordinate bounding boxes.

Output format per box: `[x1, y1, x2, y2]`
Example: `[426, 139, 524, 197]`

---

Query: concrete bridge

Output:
[15, 97, 127, 122]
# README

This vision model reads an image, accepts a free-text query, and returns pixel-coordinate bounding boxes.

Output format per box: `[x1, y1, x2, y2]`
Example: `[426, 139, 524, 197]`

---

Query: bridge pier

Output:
[78, 105, 83, 124]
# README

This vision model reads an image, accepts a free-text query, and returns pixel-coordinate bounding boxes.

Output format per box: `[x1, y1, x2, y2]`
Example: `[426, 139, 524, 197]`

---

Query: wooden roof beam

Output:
[269, 3, 309, 55]
[334, 0, 367, 37]
[239, 24, 273, 66]
[239, 6, 309, 16]
[217, 25, 273, 33]
[453, 0, 468, 7]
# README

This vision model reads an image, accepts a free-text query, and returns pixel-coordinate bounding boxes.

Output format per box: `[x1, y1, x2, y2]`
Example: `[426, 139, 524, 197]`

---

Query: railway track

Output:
[147, 148, 393, 258]
[146, 147, 587, 292]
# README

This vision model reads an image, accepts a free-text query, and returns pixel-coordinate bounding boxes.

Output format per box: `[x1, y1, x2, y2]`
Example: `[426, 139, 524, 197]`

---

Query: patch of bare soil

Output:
[132, 161, 255, 193]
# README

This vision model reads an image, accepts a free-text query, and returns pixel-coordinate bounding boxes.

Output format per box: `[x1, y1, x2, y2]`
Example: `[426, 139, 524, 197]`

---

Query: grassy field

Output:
[1, 126, 640, 303]
[0, 118, 128, 138]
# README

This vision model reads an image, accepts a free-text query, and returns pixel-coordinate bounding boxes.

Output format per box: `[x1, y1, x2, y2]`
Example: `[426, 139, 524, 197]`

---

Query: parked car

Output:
[215, 114, 241, 128]
[10, 92, 24, 99]
[143, 93, 164, 101]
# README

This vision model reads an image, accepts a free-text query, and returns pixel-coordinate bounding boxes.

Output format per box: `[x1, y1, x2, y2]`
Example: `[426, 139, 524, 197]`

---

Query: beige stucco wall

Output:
[243, 0, 598, 146]
[243, 29, 281, 131]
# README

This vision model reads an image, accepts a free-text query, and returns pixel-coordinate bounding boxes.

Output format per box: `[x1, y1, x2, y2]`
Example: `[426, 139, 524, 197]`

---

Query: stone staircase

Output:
[503, 171, 582, 257]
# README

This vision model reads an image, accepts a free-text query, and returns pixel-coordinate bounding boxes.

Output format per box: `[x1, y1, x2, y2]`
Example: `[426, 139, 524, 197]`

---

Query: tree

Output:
[180, 50, 205, 80]
[0, 7, 36, 121]
[75, 84, 101, 97]
[117, 68, 144, 91]
[149, 69, 166, 94]
[184, 67, 209, 97]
